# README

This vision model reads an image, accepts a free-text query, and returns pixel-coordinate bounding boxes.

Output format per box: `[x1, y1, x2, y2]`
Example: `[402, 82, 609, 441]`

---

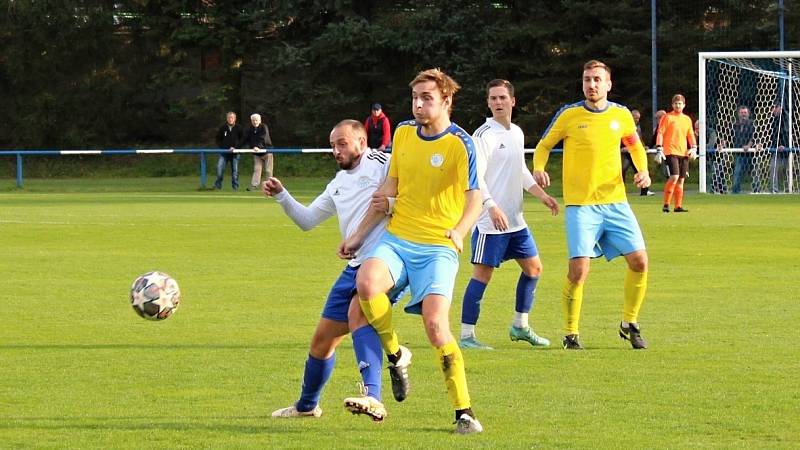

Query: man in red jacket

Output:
[364, 103, 392, 151]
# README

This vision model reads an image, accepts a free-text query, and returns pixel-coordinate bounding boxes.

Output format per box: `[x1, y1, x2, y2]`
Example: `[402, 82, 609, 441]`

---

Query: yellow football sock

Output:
[623, 269, 648, 323]
[562, 278, 584, 335]
[359, 293, 400, 355]
[436, 341, 471, 410]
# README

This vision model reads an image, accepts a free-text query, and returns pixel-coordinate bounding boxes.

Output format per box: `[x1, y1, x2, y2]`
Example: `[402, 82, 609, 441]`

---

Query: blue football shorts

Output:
[321, 264, 408, 322]
[366, 232, 459, 315]
[470, 227, 538, 268]
[565, 203, 645, 261]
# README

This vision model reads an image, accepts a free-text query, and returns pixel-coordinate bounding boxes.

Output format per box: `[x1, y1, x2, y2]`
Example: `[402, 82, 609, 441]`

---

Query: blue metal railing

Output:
[0, 146, 579, 188]
[0, 148, 334, 188]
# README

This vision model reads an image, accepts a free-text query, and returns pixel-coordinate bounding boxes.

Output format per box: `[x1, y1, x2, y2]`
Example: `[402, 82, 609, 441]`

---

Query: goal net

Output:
[698, 51, 799, 194]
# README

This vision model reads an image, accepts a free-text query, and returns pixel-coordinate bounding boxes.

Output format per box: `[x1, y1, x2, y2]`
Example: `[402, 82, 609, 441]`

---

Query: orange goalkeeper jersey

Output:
[656, 111, 696, 156]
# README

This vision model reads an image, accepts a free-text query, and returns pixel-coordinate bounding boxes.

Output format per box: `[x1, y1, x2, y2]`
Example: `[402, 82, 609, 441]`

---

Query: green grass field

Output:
[2, 177, 799, 449]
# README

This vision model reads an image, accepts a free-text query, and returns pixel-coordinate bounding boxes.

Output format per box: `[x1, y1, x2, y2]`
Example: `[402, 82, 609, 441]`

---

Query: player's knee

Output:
[348, 307, 369, 331]
[523, 259, 543, 277]
[309, 333, 337, 359]
[627, 252, 648, 272]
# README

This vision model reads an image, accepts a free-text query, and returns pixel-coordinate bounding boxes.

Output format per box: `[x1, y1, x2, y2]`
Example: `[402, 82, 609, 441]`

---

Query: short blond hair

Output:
[409, 68, 461, 112]
[672, 94, 686, 103]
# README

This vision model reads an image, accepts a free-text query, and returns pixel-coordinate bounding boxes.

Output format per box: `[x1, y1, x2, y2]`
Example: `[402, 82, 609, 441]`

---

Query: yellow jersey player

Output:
[339, 68, 484, 434]
[533, 60, 651, 350]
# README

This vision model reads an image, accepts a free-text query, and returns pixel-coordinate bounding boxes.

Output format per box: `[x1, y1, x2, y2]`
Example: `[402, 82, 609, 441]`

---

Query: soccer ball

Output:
[129, 271, 181, 320]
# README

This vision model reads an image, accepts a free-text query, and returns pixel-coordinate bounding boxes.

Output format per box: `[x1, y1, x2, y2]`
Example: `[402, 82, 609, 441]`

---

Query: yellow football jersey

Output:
[388, 120, 479, 247]
[533, 101, 646, 205]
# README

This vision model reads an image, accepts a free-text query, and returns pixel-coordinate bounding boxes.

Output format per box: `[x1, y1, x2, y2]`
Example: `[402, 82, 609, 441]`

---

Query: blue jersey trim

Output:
[540, 101, 583, 139]
[416, 122, 455, 141]
[448, 123, 479, 190]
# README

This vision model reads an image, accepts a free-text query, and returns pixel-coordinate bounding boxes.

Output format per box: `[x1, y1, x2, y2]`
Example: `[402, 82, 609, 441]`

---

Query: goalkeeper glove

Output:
[654, 146, 665, 164]
[687, 147, 698, 161]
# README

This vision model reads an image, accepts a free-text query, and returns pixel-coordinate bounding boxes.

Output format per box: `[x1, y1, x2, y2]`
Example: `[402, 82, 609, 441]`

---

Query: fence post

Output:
[199, 151, 207, 188]
[16, 153, 23, 188]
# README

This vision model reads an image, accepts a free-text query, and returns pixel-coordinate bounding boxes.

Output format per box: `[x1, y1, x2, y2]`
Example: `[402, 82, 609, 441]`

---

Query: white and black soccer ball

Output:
[129, 271, 181, 320]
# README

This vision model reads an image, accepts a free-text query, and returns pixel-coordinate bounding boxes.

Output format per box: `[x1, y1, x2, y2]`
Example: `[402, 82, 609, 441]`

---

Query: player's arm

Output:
[446, 189, 482, 254]
[522, 168, 559, 216]
[623, 134, 651, 189]
[337, 175, 398, 259]
[263, 177, 334, 231]
[474, 134, 508, 231]
[686, 118, 698, 159]
[532, 109, 566, 187]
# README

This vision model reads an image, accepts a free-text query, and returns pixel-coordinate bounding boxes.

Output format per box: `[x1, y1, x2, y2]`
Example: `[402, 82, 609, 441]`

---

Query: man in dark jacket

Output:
[244, 113, 274, 191]
[364, 103, 391, 151]
[214, 111, 244, 190]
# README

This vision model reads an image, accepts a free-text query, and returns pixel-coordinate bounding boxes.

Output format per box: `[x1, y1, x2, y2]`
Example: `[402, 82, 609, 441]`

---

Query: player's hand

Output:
[488, 206, 509, 231]
[541, 195, 559, 216]
[533, 170, 550, 188]
[445, 228, 464, 254]
[655, 147, 665, 164]
[337, 237, 361, 260]
[687, 147, 698, 161]
[634, 171, 651, 189]
[262, 177, 283, 196]
[370, 192, 390, 214]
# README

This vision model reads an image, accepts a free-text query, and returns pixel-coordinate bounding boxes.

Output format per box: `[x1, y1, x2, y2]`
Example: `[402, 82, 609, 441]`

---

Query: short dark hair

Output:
[486, 79, 514, 97]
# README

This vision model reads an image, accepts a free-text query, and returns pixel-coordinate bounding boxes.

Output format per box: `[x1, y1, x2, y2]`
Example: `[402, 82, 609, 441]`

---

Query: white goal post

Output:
[698, 51, 799, 194]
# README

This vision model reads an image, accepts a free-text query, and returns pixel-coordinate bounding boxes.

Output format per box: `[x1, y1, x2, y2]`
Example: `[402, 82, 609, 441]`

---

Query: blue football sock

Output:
[515, 273, 539, 314]
[352, 325, 383, 400]
[296, 353, 335, 412]
[461, 278, 488, 325]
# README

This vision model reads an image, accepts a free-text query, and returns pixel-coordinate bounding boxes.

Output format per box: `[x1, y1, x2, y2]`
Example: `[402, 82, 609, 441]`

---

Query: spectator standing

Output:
[730, 105, 755, 194]
[213, 111, 244, 190]
[768, 102, 790, 193]
[364, 103, 392, 151]
[245, 113, 274, 191]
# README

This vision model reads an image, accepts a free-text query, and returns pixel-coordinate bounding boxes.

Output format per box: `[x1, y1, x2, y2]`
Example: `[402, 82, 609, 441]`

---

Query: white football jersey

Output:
[275, 149, 390, 266]
[473, 118, 536, 234]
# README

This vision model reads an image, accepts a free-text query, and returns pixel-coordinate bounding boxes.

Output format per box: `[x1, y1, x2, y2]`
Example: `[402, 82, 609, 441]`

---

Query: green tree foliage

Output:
[0, 0, 796, 150]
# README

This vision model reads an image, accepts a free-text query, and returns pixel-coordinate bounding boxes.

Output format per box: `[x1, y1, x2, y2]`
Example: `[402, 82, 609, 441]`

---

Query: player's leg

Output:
[562, 206, 604, 349]
[343, 295, 387, 421]
[595, 204, 649, 349]
[355, 239, 412, 402]
[620, 249, 649, 349]
[562, 257, 589, 349]
[214, 154, 225, 189]
[662, 156, 680, 212]
[356, 257, 401, 357]
[673, 157, 689, 211]
[421, 294, 481, 433]
[460, 229, 505, 349]
[272, 318, 349, 418]
[459, 262, 493, 349]
[508, 254, 550, 347]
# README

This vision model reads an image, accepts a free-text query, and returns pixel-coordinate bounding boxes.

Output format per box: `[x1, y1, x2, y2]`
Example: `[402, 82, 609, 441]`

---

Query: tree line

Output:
[1, 0, 796, 150]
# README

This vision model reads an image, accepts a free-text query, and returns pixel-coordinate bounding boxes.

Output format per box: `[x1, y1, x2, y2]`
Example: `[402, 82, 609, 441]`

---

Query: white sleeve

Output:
[521, 166, 536, 191]
[473, 134, 495, 208]
[273, 189, 335, 231]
